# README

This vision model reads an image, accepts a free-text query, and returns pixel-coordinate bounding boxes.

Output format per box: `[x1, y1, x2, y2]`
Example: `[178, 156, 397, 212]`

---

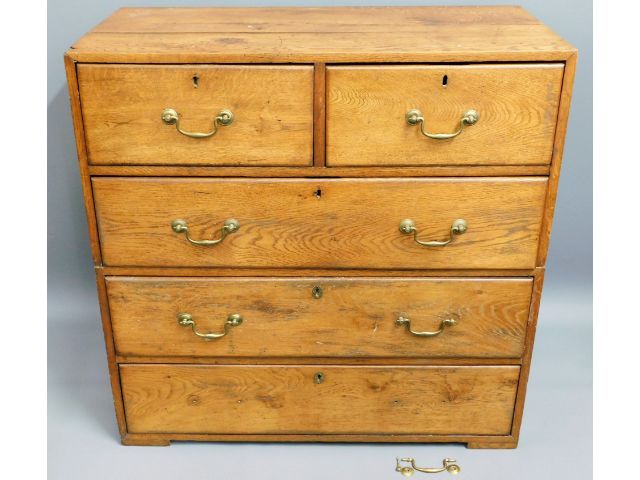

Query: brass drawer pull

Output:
[161, 108, 234, 138]
[406, 108, 478, 140]
[171, 218, 239, 246]
[177, 312, 243, 340]
[396, 458, 460, 476]
[399, 219, 467, 247]
[396, 315, 457, 337]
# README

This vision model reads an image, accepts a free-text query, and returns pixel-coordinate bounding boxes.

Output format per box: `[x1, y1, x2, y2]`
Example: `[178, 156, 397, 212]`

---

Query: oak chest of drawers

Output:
[65, 6, 576, 448]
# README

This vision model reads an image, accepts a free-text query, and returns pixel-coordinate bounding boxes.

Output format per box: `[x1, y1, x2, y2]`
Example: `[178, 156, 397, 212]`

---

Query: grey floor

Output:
[48, 289, 592, 479]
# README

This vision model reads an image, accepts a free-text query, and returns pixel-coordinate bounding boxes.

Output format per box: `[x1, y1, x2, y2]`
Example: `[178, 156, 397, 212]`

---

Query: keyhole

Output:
[312, 286, 323, 299]
[314, 372, 325, 384]
[314, 188, 322, 199]
[442, 74, 448, 87]
[192, 74, 200, 88]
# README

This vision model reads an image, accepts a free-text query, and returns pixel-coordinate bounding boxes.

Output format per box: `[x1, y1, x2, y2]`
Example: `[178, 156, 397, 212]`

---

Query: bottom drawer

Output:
[121, 365, 519, 435]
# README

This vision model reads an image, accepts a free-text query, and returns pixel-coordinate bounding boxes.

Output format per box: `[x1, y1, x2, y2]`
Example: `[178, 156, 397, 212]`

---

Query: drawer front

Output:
[121, 365, 519, 435]
[326, 64, 563, 166]
[92, 177, 547, 269]
[77, 65, 314, 166]
[107, 277, 532, 358]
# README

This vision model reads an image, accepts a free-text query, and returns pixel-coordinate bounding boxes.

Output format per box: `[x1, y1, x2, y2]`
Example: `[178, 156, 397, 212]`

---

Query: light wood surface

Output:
[91, 7, 543, 33]
[537, 52, 578, 266]
[64, 6, 577, 447]
[327, 64, 563, 166]
[106, 277, 532, 358]
[67, 7, 575, 63]
[78, 65, 313, 166]
[120, 364, 519, 435]
[92, 177, 547, 269]
[87, 165, 551, 177]
[64, 56, 102, 265]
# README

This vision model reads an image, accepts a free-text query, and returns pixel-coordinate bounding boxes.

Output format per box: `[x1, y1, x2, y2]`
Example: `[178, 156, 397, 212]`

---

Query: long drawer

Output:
[92, 177, 548, 269]
[107, 276, 532, 358]
[120, 365, 520, 435]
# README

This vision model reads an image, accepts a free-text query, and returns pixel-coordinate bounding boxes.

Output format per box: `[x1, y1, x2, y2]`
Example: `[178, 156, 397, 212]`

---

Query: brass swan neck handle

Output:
[406, 108, 478, 140]
[396, 315, 458, 337]
[171, 218, 239, 246]
[396, 457, 461, 476]
[399, 219, 467, 247]
[177, 313, 243, 340]
[161, 108, 234, 138]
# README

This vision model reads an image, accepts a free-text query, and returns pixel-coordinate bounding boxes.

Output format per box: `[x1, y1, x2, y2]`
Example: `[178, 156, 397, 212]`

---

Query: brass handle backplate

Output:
[171, 218, 239, 246]
[396, 458, 461, 476]
[396, 315, 457, 337]
[177, 312, 243, 340]
[406, 108, 478, 140]
[161, 108, 234, 138]
[399, 219, 467, 247]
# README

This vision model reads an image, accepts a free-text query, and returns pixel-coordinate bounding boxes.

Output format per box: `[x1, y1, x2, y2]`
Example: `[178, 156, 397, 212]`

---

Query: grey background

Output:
[48, 1, 592, 478]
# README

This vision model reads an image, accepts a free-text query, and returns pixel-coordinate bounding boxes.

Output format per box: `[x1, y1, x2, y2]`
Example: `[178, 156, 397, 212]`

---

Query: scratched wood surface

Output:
[67, 7, 575, 63]
[106, 277, 532, 358]
[92, 177, 548, 269]
[78, 65, 314, 166]
[120, 364, 520, 435]
[327, 64, 563, 166]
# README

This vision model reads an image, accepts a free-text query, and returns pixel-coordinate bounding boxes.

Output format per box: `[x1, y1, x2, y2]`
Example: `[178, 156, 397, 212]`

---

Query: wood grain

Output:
[63, 55, 102, 264]
[68, 6, 576, 64]
[510, 267, 546, 445]
[121, 432, 517, 446]
[120, 364, 520, 435]
[106, 277, 532, 358]
[327, 64, 563, 166]
[537, 54, 578, 266]
[92, 177, 548, 269]
[115, 355, 522, 366]
[99, 266, 537, 278]
[93, 7, 542, 33]
[77, 65, 313, 166]
[87, 165, 551, 177]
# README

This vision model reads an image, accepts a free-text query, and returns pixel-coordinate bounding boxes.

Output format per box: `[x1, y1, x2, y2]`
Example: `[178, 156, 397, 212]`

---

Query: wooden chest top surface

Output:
[68, 6, 576, 63]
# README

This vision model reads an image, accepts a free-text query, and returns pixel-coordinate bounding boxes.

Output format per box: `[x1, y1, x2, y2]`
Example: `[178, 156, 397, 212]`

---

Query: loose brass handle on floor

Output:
[177, 313, 243, 340]
[396, 458, 461, 476]
[406, 108, 478, 140]
[161, 108, 234, 138]
[396, 315, 457, 337]
[399, 219, 467, 247]
[171, 218, 239, 246]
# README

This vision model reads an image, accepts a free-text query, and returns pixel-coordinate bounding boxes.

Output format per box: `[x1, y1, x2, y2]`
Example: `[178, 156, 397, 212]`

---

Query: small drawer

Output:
[120, 364, 520, 435]
[326, 64, 563, 166]
[77, 64, 314, 166]
[92, 177, 548, 269]
[107, 277, 532, 358]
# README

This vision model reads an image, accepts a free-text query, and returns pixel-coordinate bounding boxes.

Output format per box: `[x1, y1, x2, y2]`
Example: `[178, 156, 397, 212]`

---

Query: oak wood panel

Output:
[87, 165, 551, 177]
[511, 267, 546, 444]
[77, 65, 313, 166]
[537, 54, 577, 266]
[68, 27, 575, 64]
[313, 63, 326, 167]
[98, 266, 537, 278]
[327, 64, 563, 166]
[106, 277, 532, 358]
[93, 7, 541, 33]
[94, 269, 127, 437]
[63, 56, 102, 264]
[115, 355, 522, 366]
[121, 432, 517, 446]
[120, 365, 519, 435]
[92, 177, 548, 269]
